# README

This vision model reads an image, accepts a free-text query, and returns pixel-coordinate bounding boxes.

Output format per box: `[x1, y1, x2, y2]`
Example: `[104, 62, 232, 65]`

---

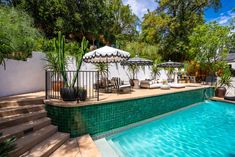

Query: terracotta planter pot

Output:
[215, 87, 226, 98]
[129, 79, 135, 86]
[52, 81, 64, 91]
[133, 79, 140, 89]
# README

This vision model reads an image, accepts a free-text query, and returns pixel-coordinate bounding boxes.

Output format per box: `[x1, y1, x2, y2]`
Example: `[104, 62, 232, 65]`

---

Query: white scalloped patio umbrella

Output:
[83, 46, 130, 63]
[83, 46, 130, 80]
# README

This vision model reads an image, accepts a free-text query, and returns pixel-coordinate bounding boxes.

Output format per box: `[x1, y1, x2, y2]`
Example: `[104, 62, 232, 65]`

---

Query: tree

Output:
[189, 22, 230, 74]
[141, 0, 221, 61]
[121, 41, 161, 62]
[0, 6, 41, 68]
[3, 0, 138, 45]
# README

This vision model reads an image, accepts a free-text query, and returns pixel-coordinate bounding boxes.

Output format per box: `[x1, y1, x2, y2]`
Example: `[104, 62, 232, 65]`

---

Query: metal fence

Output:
[45, 70, 99, 101]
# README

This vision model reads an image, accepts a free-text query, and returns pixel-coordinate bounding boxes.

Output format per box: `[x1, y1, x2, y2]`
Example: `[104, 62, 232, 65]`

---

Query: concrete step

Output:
[50, 138, 81, 157]
[0, 117, 51, 143]
[0, 110, 47, 130]
[20, 132, 69, 157]
[77, 134, 102, 157]
[0, 99, 44, 109]
[0, 104, 45, 118]
[9, 125, 58, 157]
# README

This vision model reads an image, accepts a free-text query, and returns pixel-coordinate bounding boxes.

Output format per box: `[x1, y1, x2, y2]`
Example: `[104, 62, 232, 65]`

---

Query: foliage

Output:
[121, 41, 161, 61]
[71, 37, 89, 87]
[127, 64, 140, 80]
[44, 32, 89, 88]
[217, 64, 232, 88]
[189, 22, 230, 74]
[151, 60, 161, 79]
[0, 6, 41, 69]
[95, 63, 109, 78]
[4, 0, 138, 45]
[166, 67, 175, 79]
[141, 0, 221, 61]
[0, 132, 16, 157]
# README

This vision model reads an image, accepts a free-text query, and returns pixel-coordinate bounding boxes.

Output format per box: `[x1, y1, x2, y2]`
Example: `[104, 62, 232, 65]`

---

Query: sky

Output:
[122, 0, 235, 26]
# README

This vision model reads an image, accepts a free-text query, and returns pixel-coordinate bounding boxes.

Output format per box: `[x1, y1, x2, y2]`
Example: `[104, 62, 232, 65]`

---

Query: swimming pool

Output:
[106, 101, 235, 157]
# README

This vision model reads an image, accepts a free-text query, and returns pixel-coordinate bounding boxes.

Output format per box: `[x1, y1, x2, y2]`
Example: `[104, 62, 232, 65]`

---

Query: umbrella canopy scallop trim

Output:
[121, 55, 153, 66]
[83, 46, 130, 63]
[157, 60, 183, 68]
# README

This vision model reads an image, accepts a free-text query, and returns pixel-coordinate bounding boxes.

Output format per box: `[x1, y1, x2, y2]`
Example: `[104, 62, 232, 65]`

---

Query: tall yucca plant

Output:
[54, 31, 68, 86]
[71, 37, 89, 87]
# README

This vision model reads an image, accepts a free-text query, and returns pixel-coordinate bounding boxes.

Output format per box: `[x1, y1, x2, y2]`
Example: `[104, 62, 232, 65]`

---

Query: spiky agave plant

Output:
[71, 37, 89, 87]
[54, 31, 68, 86]
[0, 132, 16, 157]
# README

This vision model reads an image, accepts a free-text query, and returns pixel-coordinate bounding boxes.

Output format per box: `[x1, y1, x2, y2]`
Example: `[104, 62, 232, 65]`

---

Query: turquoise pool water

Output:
[107, 101, 235, 157]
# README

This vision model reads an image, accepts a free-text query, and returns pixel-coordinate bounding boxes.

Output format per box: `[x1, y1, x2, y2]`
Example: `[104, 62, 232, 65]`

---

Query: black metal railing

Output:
[45, 70, 99, 101]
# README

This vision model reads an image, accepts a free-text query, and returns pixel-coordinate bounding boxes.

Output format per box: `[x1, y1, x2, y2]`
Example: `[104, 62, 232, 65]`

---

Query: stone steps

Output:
[50, 138, 81, 157]
[0, 99, 44, 109]
[0, 110, 47, 130]
[20, 132, 70, 157]
[0, 92, 102, 157]
[9, 125, 58, 157]
[0, 117, 51, 143]
[0, 104, 44, 118]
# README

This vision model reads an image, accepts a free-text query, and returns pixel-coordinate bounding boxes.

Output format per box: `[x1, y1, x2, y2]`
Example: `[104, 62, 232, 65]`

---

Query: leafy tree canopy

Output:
[141, 0, 221, 61]
[2, 0, 138, 46]
[189, 22, 230, 73]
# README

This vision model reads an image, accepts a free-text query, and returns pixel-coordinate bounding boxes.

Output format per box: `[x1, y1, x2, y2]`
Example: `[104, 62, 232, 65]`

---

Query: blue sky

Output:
[122, 0, 235, 25]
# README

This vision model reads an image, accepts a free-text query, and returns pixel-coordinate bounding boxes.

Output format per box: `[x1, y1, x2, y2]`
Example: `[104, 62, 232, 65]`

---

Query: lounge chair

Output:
[169, 83, 185, 88]
[140, 80, 162, 89]
[111, 77, 131, 94]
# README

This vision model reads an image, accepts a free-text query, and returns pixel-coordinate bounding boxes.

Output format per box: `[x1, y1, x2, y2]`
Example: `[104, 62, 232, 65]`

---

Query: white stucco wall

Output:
[0, 51, 169, 97]
[0, 52, 46, 97]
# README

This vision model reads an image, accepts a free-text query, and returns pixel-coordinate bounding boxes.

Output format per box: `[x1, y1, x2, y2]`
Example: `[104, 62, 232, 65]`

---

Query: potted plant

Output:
[127, 64, 140, 87]
[215, 66, 232, 98]
[60, 36, 89, 101]
[151, 62, 161, 80]
[78, 88, 87, 101]
[95, 63, 109, 88]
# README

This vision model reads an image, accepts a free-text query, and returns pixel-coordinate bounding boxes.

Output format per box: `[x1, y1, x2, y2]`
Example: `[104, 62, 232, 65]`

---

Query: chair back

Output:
[111, 77, 121, 89]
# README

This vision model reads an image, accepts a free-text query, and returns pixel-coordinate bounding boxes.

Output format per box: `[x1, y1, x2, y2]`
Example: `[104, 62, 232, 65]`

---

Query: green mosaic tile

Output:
[45, 87, 214, 137]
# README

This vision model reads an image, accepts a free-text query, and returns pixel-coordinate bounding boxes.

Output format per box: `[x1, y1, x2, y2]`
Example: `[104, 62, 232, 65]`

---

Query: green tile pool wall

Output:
[45, 87, 214, 137]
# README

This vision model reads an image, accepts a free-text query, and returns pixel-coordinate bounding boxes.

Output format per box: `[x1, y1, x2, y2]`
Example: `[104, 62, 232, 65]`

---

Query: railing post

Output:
[97, 71, 99, 101]
[45, 70, 48, 99]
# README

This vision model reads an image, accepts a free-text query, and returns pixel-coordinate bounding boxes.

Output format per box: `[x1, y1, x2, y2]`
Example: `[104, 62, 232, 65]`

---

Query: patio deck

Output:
[45, 83, 211, 107]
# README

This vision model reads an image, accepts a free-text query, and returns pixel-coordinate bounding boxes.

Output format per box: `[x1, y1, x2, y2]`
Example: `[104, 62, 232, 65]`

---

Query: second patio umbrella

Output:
[157, 60, 184, 83]
[121, 55, 153, 88]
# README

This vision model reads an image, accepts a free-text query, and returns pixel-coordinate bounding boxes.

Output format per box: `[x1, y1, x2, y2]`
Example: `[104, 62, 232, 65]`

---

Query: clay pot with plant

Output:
[127, 64, 140, 87]
[215, 67, 232, 98]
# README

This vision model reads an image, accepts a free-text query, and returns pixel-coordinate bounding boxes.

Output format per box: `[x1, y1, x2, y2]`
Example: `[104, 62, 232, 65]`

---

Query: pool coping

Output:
[44, 86, 212, 108]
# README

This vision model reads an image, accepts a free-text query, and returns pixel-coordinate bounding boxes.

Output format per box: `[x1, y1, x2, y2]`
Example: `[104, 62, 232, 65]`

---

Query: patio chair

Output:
[111, 77, 131, 94]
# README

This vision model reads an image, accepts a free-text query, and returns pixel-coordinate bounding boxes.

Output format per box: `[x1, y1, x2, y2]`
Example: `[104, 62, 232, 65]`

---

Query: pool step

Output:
[95, 138, 119, 157]
[77, 134, 102, 157]
[9, 125, 58, 157]
[0, 110, 47, 130]
[0, 117, 51, 143]
[0, 104, 45, 118]
[20, 132, 69, 157]
[50, 138, 81, 157]
[50, 135, 102, 157]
